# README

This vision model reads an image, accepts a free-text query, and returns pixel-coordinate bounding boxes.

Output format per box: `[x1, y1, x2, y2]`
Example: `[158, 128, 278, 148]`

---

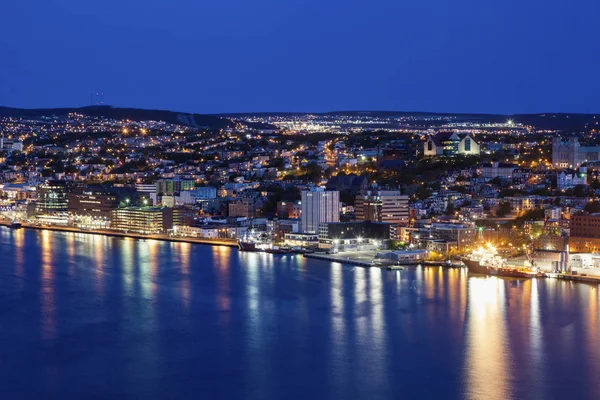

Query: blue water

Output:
[1, 228, 599, 399]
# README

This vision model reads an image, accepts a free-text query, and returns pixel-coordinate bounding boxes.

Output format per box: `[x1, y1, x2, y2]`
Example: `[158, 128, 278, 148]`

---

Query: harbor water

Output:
[1, 228, 599, 399]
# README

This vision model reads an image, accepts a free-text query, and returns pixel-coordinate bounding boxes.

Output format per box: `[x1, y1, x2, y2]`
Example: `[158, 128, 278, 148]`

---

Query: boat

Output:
[463, 245, 537, 279]
[386, 265, 404, 271]
[9, 221, 22, 229]
[238, 241, 257, 252]
[264, 247, 286, 254]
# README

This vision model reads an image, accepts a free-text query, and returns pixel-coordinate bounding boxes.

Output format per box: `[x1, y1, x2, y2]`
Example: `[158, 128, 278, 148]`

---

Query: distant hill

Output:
[218, 110, 600, 131]
[0, 105, 234, 129]
[2, 106, 596, 131]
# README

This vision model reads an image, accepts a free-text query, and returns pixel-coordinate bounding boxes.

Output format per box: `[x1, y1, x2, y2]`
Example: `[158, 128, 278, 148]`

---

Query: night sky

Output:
[1, 0, 599, 114]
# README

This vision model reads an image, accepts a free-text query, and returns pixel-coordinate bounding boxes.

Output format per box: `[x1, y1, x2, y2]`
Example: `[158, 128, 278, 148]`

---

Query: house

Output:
[326, 174, 368, 193]
[479, 162, 519, 180]
[557, 167, 587, 191]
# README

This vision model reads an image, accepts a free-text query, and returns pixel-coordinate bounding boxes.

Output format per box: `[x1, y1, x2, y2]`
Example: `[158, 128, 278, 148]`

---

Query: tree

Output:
[340, 190, 356, 206]
[446, 201, 455, 215]
[590, 179, 600, 190]
[497, 201, 511, 218]
[573, 184, 590, 198]
[415, 186, 432, 200]
[584, 201, 600, 214]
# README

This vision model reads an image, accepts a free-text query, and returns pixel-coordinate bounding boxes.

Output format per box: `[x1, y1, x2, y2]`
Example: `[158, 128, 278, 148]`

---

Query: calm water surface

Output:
[1, 228, 599, 399]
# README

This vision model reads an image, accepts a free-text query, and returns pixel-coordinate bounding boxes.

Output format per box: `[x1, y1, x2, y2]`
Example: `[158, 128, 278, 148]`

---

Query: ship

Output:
[463, 245, 538, 279]
[238, 241, 257, 252]
[463, 259, 537, 278]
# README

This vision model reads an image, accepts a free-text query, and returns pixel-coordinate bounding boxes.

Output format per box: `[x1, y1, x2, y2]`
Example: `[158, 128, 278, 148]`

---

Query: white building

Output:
[0, 137, 23, 152]
[552, 137, 600, 168]
[424, 132, 480, 157]
[171, 187, 217, 205]
[557, 168, 587, 191]
[479, 162, 519, 179]
[545, 207, 561, 220]
[173, 225, 219, 238]
[301, 189, 340, 234]
[376, 250, 428, 263]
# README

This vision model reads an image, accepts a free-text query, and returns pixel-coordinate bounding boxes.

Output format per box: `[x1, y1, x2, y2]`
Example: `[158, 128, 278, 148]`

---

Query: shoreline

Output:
[0, 221, 239, 248]
[2, 221, 600, 285]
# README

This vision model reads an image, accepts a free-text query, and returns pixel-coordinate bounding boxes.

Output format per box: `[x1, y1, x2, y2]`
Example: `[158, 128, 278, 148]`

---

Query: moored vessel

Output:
[9, 221, 22, 229]
[238, 241, 257, 251]
[464, 245, 538, 279]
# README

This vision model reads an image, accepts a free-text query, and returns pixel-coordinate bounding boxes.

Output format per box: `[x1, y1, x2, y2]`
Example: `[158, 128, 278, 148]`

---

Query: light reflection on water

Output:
[1, 229, 600, 399]
[464, 277, 510, 400]
[40, 230, 56, 342]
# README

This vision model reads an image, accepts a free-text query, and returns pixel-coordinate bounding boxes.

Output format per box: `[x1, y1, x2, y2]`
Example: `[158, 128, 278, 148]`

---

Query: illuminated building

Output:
[301, 189, 340, 234]
[552, 137, 600, 168]
[276, 201, 302, 219]
[156, 179, 195, 195]
[569, 214, 600, 252]
[36, 180, 70, 215]
[423, 132, 480, 157]
[430, 222, 476, 250]
[355, 191, 409, 224]
[0, 136, 23, 152]
[318, 221, 391, 250]
[111, 207, 173, 234]
[556, 167, 587, 190]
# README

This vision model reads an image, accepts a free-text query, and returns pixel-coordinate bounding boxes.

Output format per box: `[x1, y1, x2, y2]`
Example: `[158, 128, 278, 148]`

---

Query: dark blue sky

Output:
[1, 0, 599, 114]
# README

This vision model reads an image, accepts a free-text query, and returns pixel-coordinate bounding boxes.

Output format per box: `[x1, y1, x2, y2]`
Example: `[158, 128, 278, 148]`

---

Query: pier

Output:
[0, 221, 239, 247]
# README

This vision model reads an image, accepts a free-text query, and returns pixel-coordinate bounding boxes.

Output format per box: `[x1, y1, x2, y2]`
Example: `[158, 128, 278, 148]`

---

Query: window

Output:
[428, 141, 433, 152]
[464, 138, 471, 151]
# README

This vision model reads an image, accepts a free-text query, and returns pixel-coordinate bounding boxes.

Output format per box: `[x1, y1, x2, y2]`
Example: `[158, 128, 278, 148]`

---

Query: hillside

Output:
[0, 105, 234, 129]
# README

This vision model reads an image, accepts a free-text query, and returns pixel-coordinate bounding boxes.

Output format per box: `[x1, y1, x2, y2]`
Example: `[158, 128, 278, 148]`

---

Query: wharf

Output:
[304, 253, 377, 267]
[304, 252, 455, 269]
[551, 273, 600, 285]
[0, 221, 239, 247]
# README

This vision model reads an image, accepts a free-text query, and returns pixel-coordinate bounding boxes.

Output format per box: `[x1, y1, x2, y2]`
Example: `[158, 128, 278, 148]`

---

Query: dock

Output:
[304, 252, 455, 269]
[0, 221, 239, 247]
[304, 253, 377, 267]
[552, 273, 600, 285]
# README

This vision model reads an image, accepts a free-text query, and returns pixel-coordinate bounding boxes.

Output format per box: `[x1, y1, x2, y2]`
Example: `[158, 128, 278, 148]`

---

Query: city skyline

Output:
[3, 1, 600, 398]
[2, 1, 600, 114]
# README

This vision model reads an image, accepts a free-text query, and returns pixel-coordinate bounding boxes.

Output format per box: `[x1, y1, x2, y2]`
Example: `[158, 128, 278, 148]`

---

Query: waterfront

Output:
[1, 228, 600, 399]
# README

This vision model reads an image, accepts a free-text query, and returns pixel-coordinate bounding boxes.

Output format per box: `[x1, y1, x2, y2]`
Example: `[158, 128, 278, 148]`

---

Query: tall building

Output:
[301, 189, 340, 234]
[355, 191, 409, 224]
[36, 180, 70, 215]
[552, 137, 600, 168]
